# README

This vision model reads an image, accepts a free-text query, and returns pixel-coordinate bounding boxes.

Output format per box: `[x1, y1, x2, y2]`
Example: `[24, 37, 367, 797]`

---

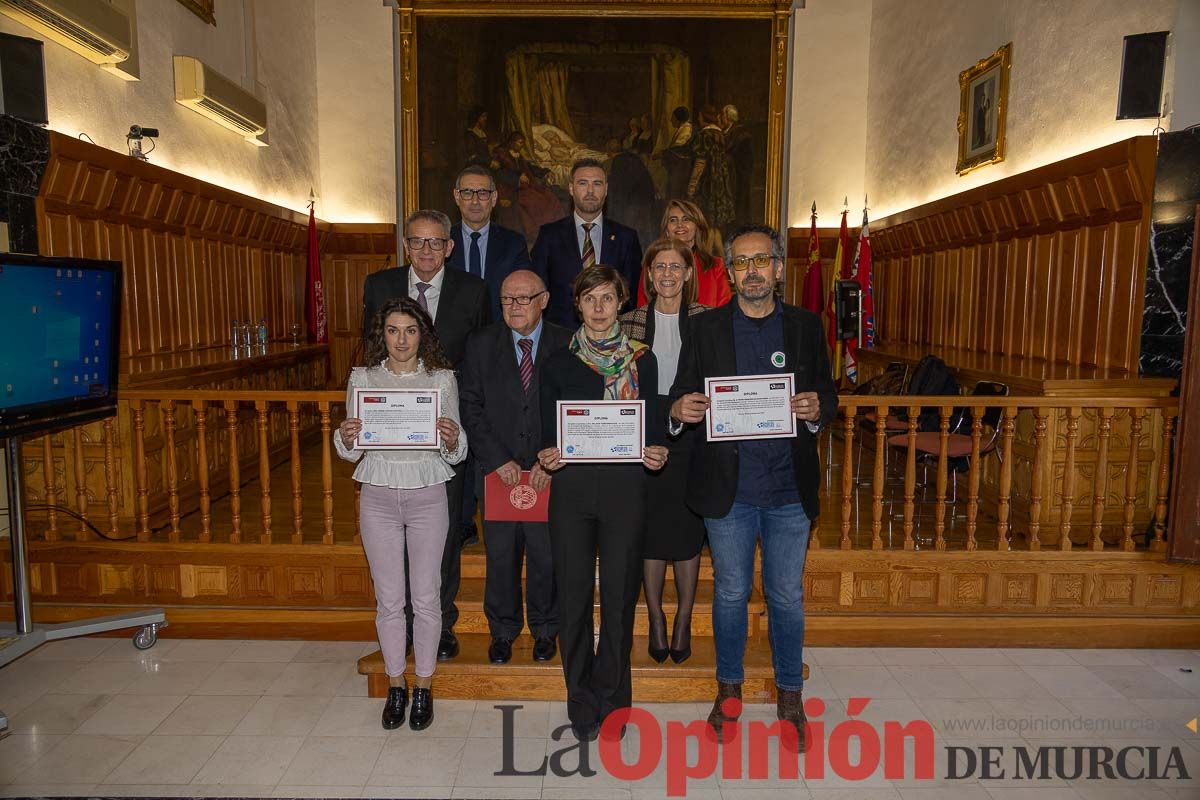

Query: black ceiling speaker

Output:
[0, 31, 48, 126]
[1117, 31, 1169, 120]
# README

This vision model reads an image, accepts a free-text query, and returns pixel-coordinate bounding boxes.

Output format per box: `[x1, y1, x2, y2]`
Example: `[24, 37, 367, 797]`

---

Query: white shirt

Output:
[335, 360, 468, 488]
[573, 211, 603, 259]
[407, 265, 446, 321]
[653, 309, 682, 391]
[460, 222, 490, 279]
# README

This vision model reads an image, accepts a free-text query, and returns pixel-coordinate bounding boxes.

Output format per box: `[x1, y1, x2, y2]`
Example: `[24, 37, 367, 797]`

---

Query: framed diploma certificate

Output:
[556, 400, 645, 463]
[353, 387, 440, 449]
[704, 374, 796, 442]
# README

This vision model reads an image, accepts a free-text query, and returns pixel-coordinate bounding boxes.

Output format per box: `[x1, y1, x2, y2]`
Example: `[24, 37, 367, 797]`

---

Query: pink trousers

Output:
[358, 482, 448, 678]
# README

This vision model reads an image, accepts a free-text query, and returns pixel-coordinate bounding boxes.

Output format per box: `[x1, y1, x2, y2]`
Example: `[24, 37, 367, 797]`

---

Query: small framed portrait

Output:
[956, 42, 1012, 175]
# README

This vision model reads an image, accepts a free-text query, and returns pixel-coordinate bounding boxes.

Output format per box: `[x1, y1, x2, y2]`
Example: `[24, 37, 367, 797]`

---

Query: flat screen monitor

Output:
[0, 254, 122, 439]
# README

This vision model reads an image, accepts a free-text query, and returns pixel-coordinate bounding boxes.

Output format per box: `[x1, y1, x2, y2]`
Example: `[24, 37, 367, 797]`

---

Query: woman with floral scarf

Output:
[538, 265, 668, 743]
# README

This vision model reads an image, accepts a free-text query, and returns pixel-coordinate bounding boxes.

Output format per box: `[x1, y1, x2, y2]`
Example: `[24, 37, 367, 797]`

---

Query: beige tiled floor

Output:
[1, 639, 1198, 799]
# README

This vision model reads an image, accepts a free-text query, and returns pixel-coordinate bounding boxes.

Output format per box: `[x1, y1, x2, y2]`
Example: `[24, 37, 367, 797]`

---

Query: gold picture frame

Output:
[176, 0, 215, 26]
[956, 42, 1011, 175]
[390, 0, 793, 225]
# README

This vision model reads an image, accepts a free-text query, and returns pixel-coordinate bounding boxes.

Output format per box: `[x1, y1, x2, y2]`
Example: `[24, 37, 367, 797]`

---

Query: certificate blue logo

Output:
[715, 423, 725, 432]
[566, 445, 575, 454]
[363, 432, 373, 440]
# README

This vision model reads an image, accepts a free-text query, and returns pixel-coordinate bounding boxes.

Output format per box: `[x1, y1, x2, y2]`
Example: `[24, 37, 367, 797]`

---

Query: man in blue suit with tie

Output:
[446, 165, 532, 321]
[531, 158, 643, 327]
[445, 165, 532, 550]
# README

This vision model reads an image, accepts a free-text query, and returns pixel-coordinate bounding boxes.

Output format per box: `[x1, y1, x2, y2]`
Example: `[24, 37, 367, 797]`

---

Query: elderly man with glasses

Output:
[362, 208, 490, 662]
[460, 269, 569, 664]
[668, 224, 837, 750]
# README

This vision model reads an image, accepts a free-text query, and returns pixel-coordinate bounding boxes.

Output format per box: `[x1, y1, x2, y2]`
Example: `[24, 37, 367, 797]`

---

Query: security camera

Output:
[127, 125, 160, 161]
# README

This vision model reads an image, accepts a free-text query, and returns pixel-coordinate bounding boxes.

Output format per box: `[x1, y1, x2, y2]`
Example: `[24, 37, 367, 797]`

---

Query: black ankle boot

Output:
[381, 684, 407, 729]
[409, 686, 434, 730]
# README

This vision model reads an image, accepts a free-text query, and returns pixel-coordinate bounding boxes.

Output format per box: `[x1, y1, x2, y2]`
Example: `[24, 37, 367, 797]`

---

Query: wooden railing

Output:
[21, 391, 1180, 554]
[832, 396, 1177, 553]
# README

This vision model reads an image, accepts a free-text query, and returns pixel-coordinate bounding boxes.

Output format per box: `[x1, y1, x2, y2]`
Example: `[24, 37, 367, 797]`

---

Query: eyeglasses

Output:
[405, 237, 449, 251]
[730, 254, 777, 271]
[651, 262, 686, 274]
[456, 188, 495, 201]
[499, 291, 546, 306]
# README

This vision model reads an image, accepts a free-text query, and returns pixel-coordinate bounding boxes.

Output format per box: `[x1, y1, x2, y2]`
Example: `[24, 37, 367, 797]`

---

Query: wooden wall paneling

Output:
[867, 137, 1157, 373]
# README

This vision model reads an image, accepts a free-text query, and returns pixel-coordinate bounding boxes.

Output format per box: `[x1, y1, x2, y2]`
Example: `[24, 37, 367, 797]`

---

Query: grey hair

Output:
[455, 165, 496, 190]
[722, 104, 739, 123]
[724, 223, 786, 265]
[405, 209, 452, 238]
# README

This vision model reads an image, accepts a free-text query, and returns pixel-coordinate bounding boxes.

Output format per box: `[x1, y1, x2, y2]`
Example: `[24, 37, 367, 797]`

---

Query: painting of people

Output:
[415, 16, 772, 246]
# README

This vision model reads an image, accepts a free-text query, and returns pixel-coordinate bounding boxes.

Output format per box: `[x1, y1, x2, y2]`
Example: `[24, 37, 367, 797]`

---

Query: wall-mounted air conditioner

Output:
[0, 0, 131, 65]
[174, 55, 268, 143]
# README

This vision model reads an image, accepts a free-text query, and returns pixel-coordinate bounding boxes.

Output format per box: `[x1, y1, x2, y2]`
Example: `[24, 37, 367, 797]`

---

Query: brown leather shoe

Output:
[706, 681, 742, 743]
[776, 687, 807, 751]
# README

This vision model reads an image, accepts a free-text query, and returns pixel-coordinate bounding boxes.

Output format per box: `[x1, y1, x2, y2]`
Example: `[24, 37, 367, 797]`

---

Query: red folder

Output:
[484, 470, 551, 522]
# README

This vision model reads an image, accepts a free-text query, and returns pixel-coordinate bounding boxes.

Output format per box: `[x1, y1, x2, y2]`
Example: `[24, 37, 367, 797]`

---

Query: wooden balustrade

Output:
[17, 391, 1180, 553]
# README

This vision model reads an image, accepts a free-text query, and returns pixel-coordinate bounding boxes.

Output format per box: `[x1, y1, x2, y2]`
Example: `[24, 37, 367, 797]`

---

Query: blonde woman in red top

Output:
[636, 198, 732, 309]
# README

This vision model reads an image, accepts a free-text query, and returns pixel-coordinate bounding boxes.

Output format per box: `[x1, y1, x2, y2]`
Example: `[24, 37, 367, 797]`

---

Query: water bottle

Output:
[241, 321, 252, 349]
[230, 320, 241, 348]
[257, 318, 268, 348]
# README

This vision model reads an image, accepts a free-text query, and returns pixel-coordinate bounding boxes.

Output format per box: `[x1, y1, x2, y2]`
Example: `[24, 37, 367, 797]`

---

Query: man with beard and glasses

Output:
[531, 158, 642, 327]
[668, 224, 837, 751]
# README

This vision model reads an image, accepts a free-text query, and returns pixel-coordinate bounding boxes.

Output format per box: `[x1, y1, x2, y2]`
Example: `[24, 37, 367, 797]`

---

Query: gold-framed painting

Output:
[956, 42, 1011, 175]
[392, 0, 793, 232]
[176, 0, 215, 26]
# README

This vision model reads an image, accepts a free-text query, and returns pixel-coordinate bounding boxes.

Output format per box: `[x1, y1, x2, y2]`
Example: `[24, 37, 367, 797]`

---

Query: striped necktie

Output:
[518, 338, 534, 393]
[581, 222, 596, 270]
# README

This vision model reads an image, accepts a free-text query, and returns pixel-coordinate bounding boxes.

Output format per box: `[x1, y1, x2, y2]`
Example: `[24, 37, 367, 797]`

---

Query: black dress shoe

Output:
[488, 637, 513, 664]
[381, 684, 407, 729]
[570, 720, 600, 742]
[532, 636, 557, 662]
[409, 686, 434, 730]
[437, 630, 459, 661]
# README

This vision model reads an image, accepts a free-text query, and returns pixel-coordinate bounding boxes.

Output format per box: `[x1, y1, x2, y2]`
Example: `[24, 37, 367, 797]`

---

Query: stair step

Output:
[458, 545, 729, 582]
[449, 577, 764, 637]
[357, 632, 803, 703]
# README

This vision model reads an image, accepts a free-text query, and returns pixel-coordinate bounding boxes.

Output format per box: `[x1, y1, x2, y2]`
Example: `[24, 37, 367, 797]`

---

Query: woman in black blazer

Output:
[538, 265, 668, 742]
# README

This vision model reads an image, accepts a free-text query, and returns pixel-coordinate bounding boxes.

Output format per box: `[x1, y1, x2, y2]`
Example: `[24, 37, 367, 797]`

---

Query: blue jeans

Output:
[704, 502, 810, 691]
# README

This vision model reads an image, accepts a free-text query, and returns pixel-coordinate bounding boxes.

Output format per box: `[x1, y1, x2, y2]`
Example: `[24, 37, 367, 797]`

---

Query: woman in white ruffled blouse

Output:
[336, 296, 467, 732]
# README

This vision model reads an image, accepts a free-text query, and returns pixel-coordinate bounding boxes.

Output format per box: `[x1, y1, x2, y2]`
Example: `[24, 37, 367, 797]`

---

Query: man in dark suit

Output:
[531, 158, 642, 328]
[668, 224, 837, 750]
[445, 165, 533, 549]
[460, 269, 568, 665]
[361, 208, 490, 661]
[446, 165, 532, 321]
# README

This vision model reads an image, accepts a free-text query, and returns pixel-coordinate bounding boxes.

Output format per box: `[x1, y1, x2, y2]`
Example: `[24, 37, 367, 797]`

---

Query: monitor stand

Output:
[1, 435, 167, 737]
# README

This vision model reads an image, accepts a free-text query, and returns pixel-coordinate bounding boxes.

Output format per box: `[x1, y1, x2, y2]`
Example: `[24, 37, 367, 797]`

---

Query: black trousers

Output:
[483, 519, 557, 640]
[549, 464, 646, 728]
[405, 462, 465, 636]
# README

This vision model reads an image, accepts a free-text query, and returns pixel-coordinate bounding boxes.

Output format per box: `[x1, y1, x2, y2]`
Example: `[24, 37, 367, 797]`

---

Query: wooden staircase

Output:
[357, 546, 804, 702]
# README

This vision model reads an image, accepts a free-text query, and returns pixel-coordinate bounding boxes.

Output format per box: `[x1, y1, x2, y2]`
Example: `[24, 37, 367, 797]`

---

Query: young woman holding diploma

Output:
[537, 265, 668, 742]
[336, 296, 467, 731]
